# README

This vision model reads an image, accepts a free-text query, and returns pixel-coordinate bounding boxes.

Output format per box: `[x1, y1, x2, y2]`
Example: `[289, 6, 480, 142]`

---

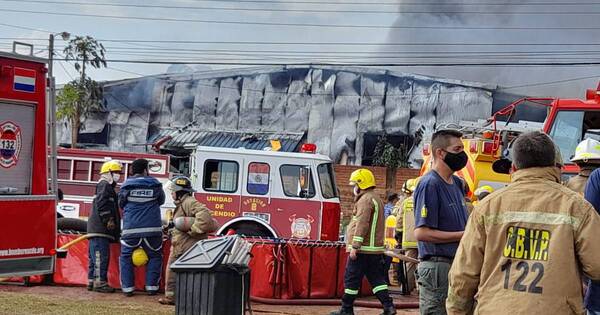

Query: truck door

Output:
[195, 158, 242, 223]
[0, 102, 34, 194]
[271, 163, 322, 239]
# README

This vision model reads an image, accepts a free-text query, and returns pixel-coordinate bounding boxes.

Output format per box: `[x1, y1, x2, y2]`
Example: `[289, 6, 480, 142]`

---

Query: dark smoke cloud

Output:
[384, 1, 600, 98]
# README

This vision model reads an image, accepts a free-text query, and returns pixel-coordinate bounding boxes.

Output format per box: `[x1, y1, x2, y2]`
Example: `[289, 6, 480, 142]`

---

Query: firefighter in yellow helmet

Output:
[158, 176, 219, 305]
[566, 138, 600, 195]
[86, 160, 123, 293]
[331, 169, 396, 315]
[473, 185, 494, 206]
[398, 177, 419, 294]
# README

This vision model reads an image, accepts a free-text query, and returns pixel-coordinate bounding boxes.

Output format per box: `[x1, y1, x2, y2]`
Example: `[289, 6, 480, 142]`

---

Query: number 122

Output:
[501, 259, 544, 294]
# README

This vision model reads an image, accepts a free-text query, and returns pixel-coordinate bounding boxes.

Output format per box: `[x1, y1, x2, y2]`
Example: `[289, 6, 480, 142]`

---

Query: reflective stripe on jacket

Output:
[345, 189, 385, 254]
[447, 167, 600, 315]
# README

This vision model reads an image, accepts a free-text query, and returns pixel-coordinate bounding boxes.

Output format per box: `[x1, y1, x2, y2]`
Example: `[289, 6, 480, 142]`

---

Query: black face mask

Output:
[443, 150, 468, 172]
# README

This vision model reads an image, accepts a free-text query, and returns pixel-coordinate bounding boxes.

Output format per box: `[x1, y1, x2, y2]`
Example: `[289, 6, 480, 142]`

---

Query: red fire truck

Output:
[189, 145, 341, 241]
[0, 49, 57, 277]
[56, 148, 171, 218]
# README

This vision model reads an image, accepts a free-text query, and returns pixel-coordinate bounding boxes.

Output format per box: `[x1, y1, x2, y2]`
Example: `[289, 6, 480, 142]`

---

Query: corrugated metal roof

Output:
[152, 129, 305, 152]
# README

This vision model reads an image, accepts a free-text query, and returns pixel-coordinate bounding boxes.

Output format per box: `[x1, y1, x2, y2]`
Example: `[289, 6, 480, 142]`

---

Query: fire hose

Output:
[0, 233, 106, 282]
[250, 296, 419, 309]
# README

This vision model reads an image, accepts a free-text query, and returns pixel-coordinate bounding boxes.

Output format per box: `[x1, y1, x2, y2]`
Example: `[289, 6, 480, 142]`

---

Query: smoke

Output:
[384, 1, 600, 98]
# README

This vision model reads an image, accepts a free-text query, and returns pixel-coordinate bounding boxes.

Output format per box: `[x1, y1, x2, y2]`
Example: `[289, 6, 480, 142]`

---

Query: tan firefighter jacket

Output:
[171, 194, 219, 257]
[565, 167, 595, 195]
[345, 188, 385, 254]
[447, 167, 600, 315]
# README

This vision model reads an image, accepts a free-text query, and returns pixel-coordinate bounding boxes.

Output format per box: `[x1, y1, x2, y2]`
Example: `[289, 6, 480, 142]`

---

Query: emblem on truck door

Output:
[289, 214, 314, 239]
[0, 121, 22, 168]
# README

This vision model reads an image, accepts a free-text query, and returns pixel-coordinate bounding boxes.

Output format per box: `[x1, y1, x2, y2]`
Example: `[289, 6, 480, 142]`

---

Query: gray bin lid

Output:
[170, 236, 237, 271]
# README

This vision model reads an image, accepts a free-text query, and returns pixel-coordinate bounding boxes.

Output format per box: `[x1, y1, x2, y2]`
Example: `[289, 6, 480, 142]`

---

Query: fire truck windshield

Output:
[317, 163, 338, 199]
[548, 110, 584, 163]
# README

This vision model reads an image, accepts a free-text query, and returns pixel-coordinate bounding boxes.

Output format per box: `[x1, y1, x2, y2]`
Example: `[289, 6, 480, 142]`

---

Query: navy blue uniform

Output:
[584, 169, 600, 313]
[118, 176, 165, 294]
[413, 171, 468, 259]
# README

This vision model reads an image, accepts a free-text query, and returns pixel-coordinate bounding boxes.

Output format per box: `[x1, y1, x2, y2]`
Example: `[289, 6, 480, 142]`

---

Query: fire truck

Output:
[188, 144, 341, 240]
[56, 148, 171, 218]
[420, 82, 600, 196]
[55, 143, 341, 241]
[0, 48, 57, 277]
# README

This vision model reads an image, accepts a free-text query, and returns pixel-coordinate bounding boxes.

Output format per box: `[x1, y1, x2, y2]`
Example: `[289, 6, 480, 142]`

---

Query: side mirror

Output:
[298, 166, 311, 198]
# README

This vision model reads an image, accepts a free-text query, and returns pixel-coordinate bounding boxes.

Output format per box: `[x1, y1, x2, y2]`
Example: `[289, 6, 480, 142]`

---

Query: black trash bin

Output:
[170, 236, 251, 315]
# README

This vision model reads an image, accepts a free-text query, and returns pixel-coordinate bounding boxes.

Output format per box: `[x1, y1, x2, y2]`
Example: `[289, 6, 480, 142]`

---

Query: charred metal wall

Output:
[57, 66, 495, 166]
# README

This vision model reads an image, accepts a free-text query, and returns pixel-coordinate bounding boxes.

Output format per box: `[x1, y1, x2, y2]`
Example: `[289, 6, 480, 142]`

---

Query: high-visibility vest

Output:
[385, 215, 398, 248]
[401, 197, 418, 249]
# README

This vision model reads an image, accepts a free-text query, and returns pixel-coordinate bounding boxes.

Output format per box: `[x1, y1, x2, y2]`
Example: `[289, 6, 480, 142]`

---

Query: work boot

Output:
[329, 308, 354, 315]
[380, 306, 397, 315]
[158, 296, 175, 305]
[93, 282, 116, 293]
[87, 281, 93, 291]
[123, 291, 134, 297]
[147, 290, 159, 296]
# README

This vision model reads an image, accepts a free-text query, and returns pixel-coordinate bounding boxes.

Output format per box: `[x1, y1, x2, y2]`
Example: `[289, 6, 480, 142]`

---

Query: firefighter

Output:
[566, 138, 600, 195]
[118, 159, 166, 297]
[86, 160, 123, 293]
[158, 176, 219, 305]
[400, 177, 419, 294]
[413, 129, 469, 315]
[331, 169, 396, 315]
[447, 131, 600, 314]
[472, 185, 494, 206]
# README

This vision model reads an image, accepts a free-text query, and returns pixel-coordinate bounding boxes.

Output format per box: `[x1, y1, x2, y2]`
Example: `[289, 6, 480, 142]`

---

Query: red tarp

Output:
[53, 234, 170, 291]
[8, 235, 375, 299]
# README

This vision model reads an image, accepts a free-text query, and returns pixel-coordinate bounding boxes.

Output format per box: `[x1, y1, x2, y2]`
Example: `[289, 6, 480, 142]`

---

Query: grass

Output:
[0, 291, 174, 315]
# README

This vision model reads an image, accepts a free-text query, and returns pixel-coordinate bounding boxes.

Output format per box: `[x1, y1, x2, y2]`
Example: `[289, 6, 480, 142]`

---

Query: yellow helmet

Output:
[571, 138, 600, 163]
[402, 177, 420, 194]
[349, 168, 376, 189]
[474, 185, 494, 201]
[100, 160, 123, 174]
[132, 247, 148, 267]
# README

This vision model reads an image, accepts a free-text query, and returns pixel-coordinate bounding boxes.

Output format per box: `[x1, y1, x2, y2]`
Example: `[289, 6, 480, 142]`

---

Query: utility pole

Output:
[48, 32, 70, 196]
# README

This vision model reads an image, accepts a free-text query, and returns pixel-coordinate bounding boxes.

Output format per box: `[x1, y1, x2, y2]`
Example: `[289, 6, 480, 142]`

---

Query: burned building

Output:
[57, 66, 498, 169]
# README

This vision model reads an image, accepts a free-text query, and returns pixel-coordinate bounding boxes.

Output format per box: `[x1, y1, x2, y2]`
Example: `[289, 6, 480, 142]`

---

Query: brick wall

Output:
[395, 168, 421, 192]
[334, 165, 420, 228]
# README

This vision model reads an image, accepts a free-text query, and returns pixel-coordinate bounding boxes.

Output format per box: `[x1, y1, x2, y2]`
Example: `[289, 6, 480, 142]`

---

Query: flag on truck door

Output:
[13, 68, 36, 92]
[248, 163, 270, 195]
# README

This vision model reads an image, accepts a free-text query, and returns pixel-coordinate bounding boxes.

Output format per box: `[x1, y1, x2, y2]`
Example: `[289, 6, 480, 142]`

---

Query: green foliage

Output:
[57, 79, 102, 123]
[372, 134, 412, 169]
[63, 35, 107, 75]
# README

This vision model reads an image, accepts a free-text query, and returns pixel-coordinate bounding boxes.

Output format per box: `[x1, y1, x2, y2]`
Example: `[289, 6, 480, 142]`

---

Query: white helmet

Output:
[571, 139, 600, 163]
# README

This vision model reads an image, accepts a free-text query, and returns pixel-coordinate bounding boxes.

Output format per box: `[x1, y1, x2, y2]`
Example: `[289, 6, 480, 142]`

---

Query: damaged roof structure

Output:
[57, 65, 497, 166]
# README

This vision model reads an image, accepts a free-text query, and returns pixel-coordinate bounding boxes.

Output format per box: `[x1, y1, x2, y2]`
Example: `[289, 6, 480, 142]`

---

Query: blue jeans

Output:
[88, 237, 111, 283]
[589, 311, 600, 315]
[119, 236, 163, 293]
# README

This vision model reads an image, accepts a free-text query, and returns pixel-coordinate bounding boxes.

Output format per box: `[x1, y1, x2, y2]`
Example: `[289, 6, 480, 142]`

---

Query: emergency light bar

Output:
[300, 143, 317, 153]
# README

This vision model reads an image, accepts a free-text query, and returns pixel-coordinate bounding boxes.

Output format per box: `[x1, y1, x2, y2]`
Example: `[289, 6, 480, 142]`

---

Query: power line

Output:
[54, 58, 600, 66]
[4, 0, 600, 15]
[9, 37, 600, 47]
[501, 75, 600, 89]
[2, 8, 600, 30]
[0, 22, 53, 33]
[114, 0, 600, 6]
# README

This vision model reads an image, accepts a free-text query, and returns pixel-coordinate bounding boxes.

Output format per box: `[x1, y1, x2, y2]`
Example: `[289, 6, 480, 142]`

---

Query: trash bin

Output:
[170, 236, 252, 315]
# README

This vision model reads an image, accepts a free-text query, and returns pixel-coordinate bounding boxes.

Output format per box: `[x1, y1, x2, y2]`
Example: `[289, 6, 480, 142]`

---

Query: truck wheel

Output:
[228, 222, 274, 238]
[57, 217, 87, 233]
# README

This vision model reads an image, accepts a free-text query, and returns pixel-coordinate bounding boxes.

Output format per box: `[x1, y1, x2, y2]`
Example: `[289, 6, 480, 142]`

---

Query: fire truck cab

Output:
[0, 49, 57, 277]
[189, 145, 341, 241]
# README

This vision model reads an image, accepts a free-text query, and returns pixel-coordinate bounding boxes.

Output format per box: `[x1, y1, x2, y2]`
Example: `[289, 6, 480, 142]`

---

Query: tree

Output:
[373, 134, 412, 189]
[61, 36, 106, 147]
[57, 79, 102, 148]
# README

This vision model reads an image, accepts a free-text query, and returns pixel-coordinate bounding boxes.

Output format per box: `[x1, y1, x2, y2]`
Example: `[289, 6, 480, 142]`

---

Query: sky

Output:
[1, 0, 600, 97]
